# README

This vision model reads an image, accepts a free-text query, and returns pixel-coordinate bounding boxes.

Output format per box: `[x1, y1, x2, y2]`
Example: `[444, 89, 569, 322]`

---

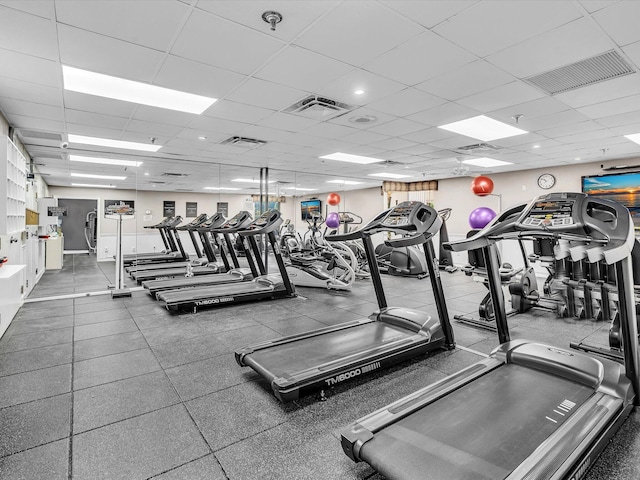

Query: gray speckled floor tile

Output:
[72, 405, 210, 480]
[165, 354, 251, 401]
[0, 438, 68, 480]
[187, 382, 292, 451]
[73, 348, 161, 390]
[13, 306, 74, 322]
[73, 307, 133, 326]
[150, 454, 226, 480]
[74, 318, 138, 341]
[74, 300, 128, 315]
[73, 331, 147, 362]
[73, 371, 180, 433]
[0, 328, 73, 354]
[0, 364, 71, 408]
[0, 393, 71, 457]
[9, 316, 74, 335]
[0, 343, 72, 377]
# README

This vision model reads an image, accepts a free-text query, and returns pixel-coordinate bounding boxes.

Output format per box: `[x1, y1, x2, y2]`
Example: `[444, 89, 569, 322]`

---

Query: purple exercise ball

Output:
[325, 212, 341, 229]
[468, 207, 496, 229]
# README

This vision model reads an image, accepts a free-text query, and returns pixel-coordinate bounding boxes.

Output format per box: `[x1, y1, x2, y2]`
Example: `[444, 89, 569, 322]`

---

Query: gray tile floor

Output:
[1, 253, 639, 479]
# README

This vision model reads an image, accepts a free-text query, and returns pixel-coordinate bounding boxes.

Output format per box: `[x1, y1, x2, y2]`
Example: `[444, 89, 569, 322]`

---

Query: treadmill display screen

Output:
[520, 199, 575, 228]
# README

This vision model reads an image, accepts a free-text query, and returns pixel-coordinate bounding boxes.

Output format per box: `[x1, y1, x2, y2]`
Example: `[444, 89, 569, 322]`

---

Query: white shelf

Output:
[0, 136, 27, 235]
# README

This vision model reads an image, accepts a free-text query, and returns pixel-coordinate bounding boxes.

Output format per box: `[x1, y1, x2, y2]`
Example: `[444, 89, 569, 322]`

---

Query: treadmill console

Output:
[378, 201, 435, 233]
[219, 211, 251, 229]
[519, 198, 576, 229]
[241, 210, 283, 234]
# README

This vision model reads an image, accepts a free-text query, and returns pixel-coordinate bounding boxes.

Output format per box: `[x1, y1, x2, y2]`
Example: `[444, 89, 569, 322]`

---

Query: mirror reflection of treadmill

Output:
[140, 211, 256, 296]
[156, 209, 296, 313]
[340, 192, 640, 480]
[235, 201, 456, 402]
[133, 212, 253, 285]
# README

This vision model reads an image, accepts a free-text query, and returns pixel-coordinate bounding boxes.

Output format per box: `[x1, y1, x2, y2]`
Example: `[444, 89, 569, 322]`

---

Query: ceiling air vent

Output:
[220, 136, 267, 148]
[455, 143, 502, 153]
[284, 95, 353, 120]
[18, 130, 63, 141]
[162, 172, 188, 177]
[525, 50, 635, 95]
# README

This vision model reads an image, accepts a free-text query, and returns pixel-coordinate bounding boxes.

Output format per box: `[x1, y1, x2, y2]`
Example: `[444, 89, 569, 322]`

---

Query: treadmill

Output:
[122, 216, 185, 265]
[130, 213, 235, 283]
[340, 192, 640, 480]
[123, 216, 188, 267]
[176, 213, 210, 264]
[141, 211, 257, 296]
[235, 201, 455, 402]
[157, 209, 296, 313]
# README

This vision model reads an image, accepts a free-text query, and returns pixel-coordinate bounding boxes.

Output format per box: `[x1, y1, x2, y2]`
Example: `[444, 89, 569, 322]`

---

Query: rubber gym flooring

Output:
[1, 253, 639, 479]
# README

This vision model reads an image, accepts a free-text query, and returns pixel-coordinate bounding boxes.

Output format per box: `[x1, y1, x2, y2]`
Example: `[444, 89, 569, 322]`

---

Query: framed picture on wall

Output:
[186, 202, 198, 217]
[217, 202, 228, 216]
[163, 201, 176, 217]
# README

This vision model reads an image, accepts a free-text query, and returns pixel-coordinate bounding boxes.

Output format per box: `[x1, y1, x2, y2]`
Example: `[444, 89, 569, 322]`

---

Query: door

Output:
[58, 198, 98, 251]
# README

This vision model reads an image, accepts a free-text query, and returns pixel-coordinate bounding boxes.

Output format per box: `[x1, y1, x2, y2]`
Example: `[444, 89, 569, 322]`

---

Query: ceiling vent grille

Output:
[18, 130, 63, 141]
[220, 136, 267, 148]
[454, 143, 502, 153]
[284, 95, 353, 119]
[525, 50, 635, 95]
[162, 172, 188, 177]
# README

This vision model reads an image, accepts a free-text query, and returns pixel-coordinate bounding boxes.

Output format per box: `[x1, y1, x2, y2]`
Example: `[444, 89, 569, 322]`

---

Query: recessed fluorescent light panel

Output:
[438, 115, 527, 141]
[203, 187, 241, 191]
[70, 155, 143, 167]
[68, 134, 161, 152]
[319, 152, 384, 164]
[326, 180, 364, 185]
[231, 178, 276, 184]
[70, 172, 127, 180]
[71, 183, 117, 188]
[368, 172, 412, 179]
[625, 133, 640, 145]
[462, 157, 513, 168]
[282, 187, 318, 191]
[62, 66, 216, 114]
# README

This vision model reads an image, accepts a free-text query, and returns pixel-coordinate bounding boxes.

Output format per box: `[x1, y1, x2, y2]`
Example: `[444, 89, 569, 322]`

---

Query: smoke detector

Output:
[284, 95, 353, 120]
[349, 115, 377, 124]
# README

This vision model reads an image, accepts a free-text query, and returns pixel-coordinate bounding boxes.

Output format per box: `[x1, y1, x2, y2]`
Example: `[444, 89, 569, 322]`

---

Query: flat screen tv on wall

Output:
[301, 199, 321, 221]
[582, 171, 640, 227]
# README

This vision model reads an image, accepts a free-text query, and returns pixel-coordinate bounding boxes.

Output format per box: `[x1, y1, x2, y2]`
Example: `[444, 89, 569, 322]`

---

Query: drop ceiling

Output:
[0, 0, 639, 195]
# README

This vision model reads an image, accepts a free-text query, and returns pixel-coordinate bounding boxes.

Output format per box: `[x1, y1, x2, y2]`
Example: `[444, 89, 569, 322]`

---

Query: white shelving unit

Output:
[1, 136, 27, 235]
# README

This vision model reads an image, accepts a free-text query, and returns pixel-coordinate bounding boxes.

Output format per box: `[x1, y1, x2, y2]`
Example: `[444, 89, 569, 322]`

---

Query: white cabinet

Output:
[0, 264, 25, 339]
[0, 136, 27, 235]
[45, 235, 64, 270]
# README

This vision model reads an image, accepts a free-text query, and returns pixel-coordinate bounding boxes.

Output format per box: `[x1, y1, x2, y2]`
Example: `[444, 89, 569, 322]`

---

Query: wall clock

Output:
[537, 173, 556, 190]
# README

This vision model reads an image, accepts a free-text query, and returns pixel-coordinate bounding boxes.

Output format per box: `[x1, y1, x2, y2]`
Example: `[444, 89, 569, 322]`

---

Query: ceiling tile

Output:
[554, 74, 640, 109]
[434, 0, 582, 57]
[299, 121, 357, 139]
[319, 69, 406, 106]
[278, 132, 327, 148]
[205, 100, 274, 123]
[126, 119, 184, 138]
[415, 60, 514, 102]
[171, 9, 286, 75]
[155, 55, 246, 99]
[576, 93, 640, 119]
[254, 112, 321, 132]
[538, 119, 603, 138]
[194, 0, 338, 42]
[188, 115, 247, 136]
[328, 107, 397, 130]
[592, 0, 640, 47]
[0, 5, 58, 60]
[55, 0, 189, 51]
[340, 130, 391, 146]
[62, 91, 137, 118]
[367, 118, 430, 137]
[0, 77, 61, 107]
[0, 98, 62, 121]
[370, 137, 418, 151]
[367, 88, 446, 118]
[226, 77, 308, 111]
[401, 127, 457, 144]
[519, 109, 590, 132]
[64, 109, 129, 131]
[294, 1, 423, 67]
[8, 114, 63, 132]
[407, 102, 481, 127]
[622, 41, 640, 71]
[380, 0, 478, 29]
[596, 111, 640, 128]
[363, 31, 477, 86]
[253, 46, 352, 92]
[486, 18, 615, 79]
[489, 97, 571, 124]
[456, 81, 545, 112]
[0, 48, 59, 87]
[132, 106, 200, 128]
[58, 25, 165, 83]
[0, 0, 55, 18]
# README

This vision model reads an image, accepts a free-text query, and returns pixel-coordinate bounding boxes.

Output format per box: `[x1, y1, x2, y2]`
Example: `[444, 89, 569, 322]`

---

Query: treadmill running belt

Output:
[247, 322, 417, 379]
[360, 364, 594, 480]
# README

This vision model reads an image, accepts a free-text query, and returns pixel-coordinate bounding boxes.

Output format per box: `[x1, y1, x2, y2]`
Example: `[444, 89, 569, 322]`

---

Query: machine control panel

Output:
[220, 211, 251, 229]
[380, 201, 429, 230]
[520, 199, 575, 228]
